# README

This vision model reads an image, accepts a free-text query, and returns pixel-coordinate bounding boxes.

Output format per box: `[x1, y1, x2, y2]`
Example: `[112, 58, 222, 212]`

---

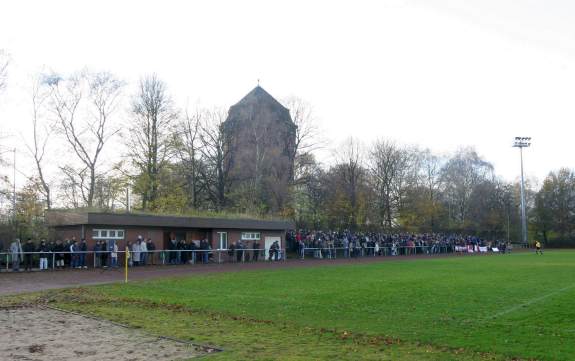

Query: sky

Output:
[1, 0, 575, 191]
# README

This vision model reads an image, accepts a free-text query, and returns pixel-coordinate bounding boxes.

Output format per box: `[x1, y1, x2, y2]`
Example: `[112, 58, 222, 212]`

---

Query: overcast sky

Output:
[1, 0, 574, 189]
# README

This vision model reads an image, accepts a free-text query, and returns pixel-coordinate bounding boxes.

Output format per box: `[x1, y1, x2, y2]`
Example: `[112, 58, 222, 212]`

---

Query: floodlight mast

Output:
[513, 137, 531, 246]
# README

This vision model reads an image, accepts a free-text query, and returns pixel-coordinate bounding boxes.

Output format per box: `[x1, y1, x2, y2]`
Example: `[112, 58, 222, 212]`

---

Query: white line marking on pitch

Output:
[490, 284, 575, 319]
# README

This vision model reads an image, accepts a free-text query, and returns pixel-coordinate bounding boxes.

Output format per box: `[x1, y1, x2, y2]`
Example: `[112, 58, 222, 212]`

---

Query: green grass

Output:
[16, 251, 575, 360]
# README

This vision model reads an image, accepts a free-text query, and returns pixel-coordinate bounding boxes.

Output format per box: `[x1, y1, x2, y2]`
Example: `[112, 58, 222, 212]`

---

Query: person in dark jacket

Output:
[100, 241, 109, 268]
[178, 239, 186, 264]
[235, 240, 244, 262]
[70, 240, 79, 268]
[93, 241, 102, 268]
[168, 237, 177, 264]
[269, 241, 280, 261]
[64, 239, 72, 268]
[54, 239, 65, 268]
[189, 240, 197, 264]
[38, 240, 49, 271]
[146, 238, 156, 265]
[22, 238, 35, 271]
[79, 239, 88, 269]
[200, 239, 209, 264]
[253, 240, 260, 262]
[47, 240, 55, 269]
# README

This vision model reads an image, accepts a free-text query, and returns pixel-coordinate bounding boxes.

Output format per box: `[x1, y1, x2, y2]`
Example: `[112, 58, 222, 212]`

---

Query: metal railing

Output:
[0, 248, 286, 272]
[296, 245, 455, 260]
[295, 244, 508, 259]
[0, 244, 505, 272]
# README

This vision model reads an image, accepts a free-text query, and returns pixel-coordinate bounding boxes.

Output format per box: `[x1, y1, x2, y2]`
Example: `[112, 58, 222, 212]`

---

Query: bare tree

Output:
[128, 74, 177, 210]
[419, 149, 443, 231]
[368, 139, 421, 231]
[332, 137, 365, 229]
[281, 96, 324, 183]
[48, 70, 124, 207]
[92, 166, 130, 210]
[58, 165, 83, 208]
[23, 75, 53, 209]
[198, 108, 232, 211]
[174, 106, 203, 209]
[441, 147, 494, 226]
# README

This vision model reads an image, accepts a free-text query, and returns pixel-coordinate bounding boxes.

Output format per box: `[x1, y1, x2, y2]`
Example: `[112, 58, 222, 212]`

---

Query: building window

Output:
[93, 229, 125, 240]
[241, 232, 260, 241]
[218, 232, 228, 249]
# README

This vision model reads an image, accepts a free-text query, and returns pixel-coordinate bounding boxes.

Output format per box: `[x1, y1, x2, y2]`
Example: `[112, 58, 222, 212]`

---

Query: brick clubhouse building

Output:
[47, 211, 294, 256]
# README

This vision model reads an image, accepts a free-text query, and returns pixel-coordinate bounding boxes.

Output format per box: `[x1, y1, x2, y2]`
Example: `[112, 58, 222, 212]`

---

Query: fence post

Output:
[124, 248, 129, 283]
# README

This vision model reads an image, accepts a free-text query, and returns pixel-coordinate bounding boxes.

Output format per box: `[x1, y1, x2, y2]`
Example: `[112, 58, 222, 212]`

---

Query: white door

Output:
[265, 236, 281, 260]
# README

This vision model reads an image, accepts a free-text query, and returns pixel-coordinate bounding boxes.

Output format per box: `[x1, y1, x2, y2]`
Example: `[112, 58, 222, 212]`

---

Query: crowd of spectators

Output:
[0, 234, 285, 272]
[287, 230, 511, 259]
[1, 230, 510, 272]
[2, 237, 122, 272]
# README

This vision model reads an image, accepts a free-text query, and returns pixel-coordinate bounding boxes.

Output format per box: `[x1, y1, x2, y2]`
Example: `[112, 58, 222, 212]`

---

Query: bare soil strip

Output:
[0, 307, 210, 361]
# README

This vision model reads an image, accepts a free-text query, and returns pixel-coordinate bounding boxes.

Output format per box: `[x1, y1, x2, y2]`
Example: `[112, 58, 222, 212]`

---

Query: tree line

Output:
[0, 62, 573, 246]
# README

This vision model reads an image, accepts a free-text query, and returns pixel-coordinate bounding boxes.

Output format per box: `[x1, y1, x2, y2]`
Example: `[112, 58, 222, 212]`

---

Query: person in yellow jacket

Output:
[535, 240, 543, 255]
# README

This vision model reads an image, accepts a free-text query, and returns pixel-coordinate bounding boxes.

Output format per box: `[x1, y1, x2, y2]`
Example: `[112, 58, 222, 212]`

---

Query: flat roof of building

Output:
[46, 211, 294, 231]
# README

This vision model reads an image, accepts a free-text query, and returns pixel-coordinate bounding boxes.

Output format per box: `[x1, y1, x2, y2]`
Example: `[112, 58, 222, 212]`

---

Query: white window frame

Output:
[93, 229, 125, 240]
[217, 232, 228, 250]
[241, 232, 261, 241]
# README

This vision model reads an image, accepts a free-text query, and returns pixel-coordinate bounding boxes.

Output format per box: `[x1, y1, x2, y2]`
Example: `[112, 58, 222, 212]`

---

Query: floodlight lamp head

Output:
[513, 136, 532, 148]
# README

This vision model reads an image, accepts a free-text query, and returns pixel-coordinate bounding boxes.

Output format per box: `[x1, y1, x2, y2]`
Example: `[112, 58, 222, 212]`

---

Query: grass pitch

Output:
[33, 251, 575, 360]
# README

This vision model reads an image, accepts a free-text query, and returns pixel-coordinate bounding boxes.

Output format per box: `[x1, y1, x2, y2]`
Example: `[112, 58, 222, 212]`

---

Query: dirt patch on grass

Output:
[0, 307, 213, 360]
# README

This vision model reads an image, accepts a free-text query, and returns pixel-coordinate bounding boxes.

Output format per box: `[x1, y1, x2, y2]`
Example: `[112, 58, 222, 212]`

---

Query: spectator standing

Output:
[176, 239, 184, 264]
[140, 237, 148, 265]
[168, 237, 177, 264]
[200, 239, 209, 264]
[110, 242, 118, 268]
[126, 241, 133, 267]
[64, 239, 71, 268]
[79, 239, 88, 269]
[93, 241, 102, 268]
[147, 238, 155, 265]
[47, 240, 55, 269]
[101, 241, 109, 268]
[23, 239, 35, 271]
[132, 240, 141, 266]
[38, 240, 49, 271]
[54, 239, 65, 268]
[236, 240, 244, 262]
[269, 241, 279, 261]
[10, 238, 23, 272]
[189, 240, 197, 264]
[70, 240, 79, 268]
[253, 240, 260, 262]
[298, 239, 305, 260]
[179, 239, 187, 264]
